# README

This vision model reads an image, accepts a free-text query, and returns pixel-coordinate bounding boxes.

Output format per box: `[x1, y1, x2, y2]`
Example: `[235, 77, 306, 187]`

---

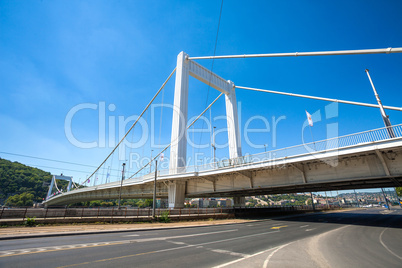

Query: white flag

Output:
[306, 111, 313, 127]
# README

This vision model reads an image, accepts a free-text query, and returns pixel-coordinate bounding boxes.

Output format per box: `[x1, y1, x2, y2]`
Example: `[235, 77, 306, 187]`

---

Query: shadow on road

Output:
[239, 207, 402, 229]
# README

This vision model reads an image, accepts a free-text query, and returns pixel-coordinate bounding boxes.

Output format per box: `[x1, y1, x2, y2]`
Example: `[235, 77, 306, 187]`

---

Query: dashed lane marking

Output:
[0, 241, 128, 258]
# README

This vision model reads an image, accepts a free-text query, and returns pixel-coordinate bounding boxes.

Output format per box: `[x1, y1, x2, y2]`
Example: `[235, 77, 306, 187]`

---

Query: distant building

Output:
[204, 198, 218, 207]
[217, 198, 232, 207]
[156, 199, 168, 208]
[189, 198, 231, 208]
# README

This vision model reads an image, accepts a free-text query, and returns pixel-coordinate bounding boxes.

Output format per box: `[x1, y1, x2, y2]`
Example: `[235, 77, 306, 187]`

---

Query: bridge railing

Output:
[155, 124, 402, 177]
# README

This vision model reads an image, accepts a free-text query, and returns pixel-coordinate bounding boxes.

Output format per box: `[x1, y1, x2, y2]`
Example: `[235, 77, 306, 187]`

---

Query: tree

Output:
[135, 199, 153, 208]
[6, 192, 34, 207]
[396, 187, 402, 197]
[0, 158, 55, 204]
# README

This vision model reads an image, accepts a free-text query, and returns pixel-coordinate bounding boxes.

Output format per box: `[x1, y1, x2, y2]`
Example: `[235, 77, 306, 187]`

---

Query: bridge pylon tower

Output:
[168, 52, 242, 208]
[46, 174, 73, 200]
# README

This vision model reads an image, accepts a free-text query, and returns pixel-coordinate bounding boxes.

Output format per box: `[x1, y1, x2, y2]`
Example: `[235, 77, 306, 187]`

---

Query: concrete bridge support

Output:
[233, 196, 246, 207]
[168, 181, 186, 208]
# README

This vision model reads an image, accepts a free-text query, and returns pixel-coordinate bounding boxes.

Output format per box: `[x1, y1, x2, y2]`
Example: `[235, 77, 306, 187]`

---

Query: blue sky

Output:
[1, 1, 401, 194]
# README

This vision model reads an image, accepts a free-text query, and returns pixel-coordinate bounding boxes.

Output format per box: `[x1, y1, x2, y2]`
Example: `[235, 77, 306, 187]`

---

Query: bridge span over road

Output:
[44, 48, 402, 208]
[44, 125, 402, 207]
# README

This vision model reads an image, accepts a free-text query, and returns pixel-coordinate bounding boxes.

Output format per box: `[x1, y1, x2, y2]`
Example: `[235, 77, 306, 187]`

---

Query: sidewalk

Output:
[0, 218, 252, 240]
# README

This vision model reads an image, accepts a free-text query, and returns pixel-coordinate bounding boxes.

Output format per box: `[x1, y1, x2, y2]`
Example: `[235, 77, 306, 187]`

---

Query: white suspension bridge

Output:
[44, 47, 402, 208]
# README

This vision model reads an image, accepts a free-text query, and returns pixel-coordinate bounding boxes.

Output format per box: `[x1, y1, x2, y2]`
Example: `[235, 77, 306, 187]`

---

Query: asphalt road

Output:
[0, 208, 401, 268]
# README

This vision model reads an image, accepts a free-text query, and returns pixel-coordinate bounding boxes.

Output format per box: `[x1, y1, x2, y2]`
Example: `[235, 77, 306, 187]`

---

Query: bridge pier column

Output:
[169, 52, 189, 174]
[168, 181, 186, 208]
[233, 196, 246, 207]
[225, 82, 242, 159]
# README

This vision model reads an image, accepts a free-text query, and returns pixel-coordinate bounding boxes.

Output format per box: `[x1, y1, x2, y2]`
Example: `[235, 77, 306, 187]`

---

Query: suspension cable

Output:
[72, 180, 79, 189]
[127, 92, 224, 180]
[236, 85, 402, 111]
[82, 68, 176, 185]
[54, 179, 60, 192]
[189, 47, 402, 60]
[197, 0, 224, 155]
[158, 83, 165, 146]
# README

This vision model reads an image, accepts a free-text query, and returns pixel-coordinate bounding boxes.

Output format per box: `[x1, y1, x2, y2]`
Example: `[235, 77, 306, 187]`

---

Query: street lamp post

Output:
[381, 188, 391, 210]
[212, 126, 217, 167]
[152, 160, 158, 218]
[118, 163, 126, 209]
[353, 189, 360, 208]
[150, 150, 153, 173]
[365, 69, 395, 138]
[310, 193, 315, 211]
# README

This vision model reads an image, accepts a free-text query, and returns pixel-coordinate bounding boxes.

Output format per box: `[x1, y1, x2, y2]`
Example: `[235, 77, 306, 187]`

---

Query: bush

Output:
[157, 210, 170, 223]
[25, 217, 36, 227]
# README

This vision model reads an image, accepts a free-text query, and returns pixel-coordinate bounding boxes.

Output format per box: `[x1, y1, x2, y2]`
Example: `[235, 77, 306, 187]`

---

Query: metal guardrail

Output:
[0, 207, 232, 222]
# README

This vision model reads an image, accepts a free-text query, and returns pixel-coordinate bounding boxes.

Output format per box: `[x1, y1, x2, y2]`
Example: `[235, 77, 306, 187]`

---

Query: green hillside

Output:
[0, 158, 52, 206]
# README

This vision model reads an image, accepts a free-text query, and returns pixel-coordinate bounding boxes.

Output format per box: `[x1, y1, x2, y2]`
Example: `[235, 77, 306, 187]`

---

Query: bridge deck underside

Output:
[186, 176, 402, 198]
[44, 140, 402, 206]
[185, 147, 402, 197]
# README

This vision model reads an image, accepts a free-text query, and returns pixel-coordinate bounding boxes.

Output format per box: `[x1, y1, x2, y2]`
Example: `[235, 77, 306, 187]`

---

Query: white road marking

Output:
[194, 230, 279, 247]
[124, 234, 139, 237]
[380, 210, 393, 215]
[263, 243, 292, 268]
[139, 229, 281, 263]
[131, 229, 238, 242]
[300, 225, 309, 228]
[212, 247, 279, 268]
[211, 249, 249, 258]
[379, 228, 402, 260]
[305, 229, 315, 232]
[167, 241, 186, 245]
